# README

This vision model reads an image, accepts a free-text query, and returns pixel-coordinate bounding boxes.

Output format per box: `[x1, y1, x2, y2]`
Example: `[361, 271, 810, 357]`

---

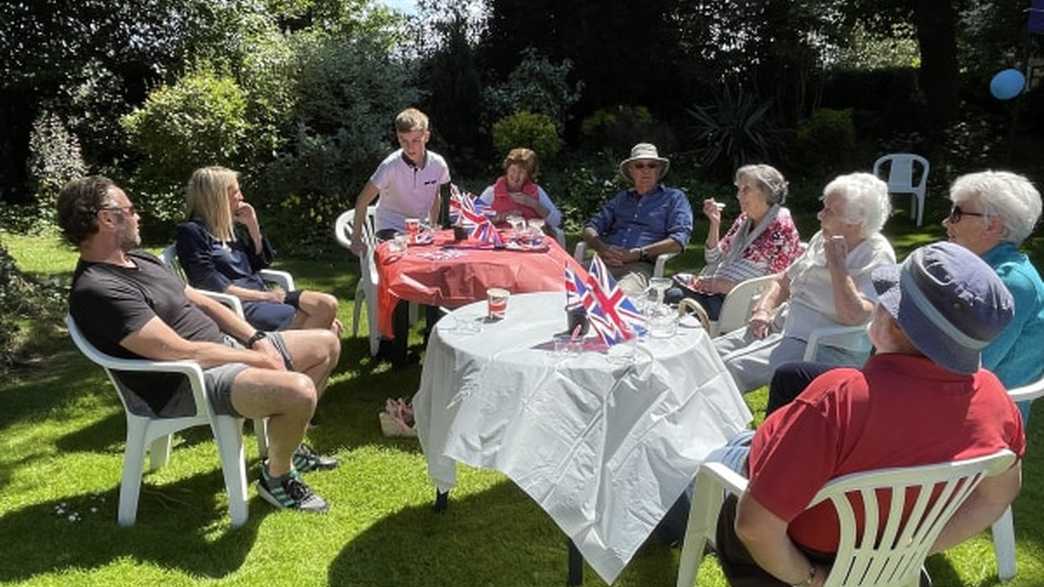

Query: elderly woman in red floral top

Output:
[666, 164, 802, 319]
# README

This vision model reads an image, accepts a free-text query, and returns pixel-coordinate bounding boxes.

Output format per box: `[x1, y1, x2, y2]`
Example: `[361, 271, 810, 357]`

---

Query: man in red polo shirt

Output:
[713, 242, 1025, 586]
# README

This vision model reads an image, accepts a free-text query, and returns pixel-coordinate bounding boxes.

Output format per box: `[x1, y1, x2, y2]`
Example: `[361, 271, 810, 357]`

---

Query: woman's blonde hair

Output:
[186, 166, 239, 242]
[502, 147, 539, 178]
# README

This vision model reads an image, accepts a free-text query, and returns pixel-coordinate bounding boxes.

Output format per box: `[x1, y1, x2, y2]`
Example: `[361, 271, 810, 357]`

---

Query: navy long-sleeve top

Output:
[174, 218, 275, 293]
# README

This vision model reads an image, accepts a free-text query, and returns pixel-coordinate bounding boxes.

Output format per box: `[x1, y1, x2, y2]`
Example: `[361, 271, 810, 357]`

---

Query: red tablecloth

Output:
[375, 230, 585, 339]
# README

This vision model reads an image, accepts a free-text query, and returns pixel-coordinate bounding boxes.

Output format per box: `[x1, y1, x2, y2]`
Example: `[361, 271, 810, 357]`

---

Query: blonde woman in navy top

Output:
[176, 166, 341, 333]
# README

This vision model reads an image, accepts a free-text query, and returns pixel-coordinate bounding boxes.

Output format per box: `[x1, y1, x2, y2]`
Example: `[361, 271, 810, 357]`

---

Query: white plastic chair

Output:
[573, 241, 677, 278]
[873, 154, 930, 227]
[160, 245, 296, 296]
[158, 246, 269, 457]
[991, 374, 1044, 581]
[677, 448, 1016, 587]
[335, 208, 384, 357]
[66, 315, 251, 527]
[711, 274, 778, 337]
[803, 324, 873, 364]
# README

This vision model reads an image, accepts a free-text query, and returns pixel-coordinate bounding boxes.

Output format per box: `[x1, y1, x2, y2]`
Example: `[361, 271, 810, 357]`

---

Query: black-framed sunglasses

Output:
[99, 205, 137, 217]
[947, 205, 986, 223]
[632, 162, 660, 170]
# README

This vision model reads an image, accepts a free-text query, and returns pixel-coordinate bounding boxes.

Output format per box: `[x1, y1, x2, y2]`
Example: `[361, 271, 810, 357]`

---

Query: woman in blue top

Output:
[944, 170, 1044, 422]
[176, 166, 340, 333]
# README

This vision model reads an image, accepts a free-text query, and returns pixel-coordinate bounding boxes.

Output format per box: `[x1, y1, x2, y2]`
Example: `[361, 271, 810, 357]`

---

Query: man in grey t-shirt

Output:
[60, 176, 342, 513]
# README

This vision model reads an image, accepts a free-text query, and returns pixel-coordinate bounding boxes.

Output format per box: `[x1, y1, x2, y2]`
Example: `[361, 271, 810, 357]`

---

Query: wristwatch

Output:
[246, 331, 268, 348]
[638, 247, 651, 263]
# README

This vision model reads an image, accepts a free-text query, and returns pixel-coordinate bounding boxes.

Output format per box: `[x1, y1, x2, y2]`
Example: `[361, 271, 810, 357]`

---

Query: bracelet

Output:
[246, 331, 267, 348]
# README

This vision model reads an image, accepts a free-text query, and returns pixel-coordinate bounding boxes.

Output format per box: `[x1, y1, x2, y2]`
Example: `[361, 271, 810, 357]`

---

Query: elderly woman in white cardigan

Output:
[713, 172, 896, 393]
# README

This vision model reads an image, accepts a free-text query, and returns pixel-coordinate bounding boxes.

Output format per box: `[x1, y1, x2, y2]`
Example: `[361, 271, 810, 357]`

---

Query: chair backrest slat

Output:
[160, 245, 188, 284]
[806, 450, 1014, 587]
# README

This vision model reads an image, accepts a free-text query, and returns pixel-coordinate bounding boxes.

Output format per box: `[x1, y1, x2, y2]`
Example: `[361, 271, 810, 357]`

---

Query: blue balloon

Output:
[990, 69, 1026, 100]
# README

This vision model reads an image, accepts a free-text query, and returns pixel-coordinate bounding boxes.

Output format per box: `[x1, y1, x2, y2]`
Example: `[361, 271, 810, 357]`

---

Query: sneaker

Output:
[292, 443, 338, 473]
[257, 468, 329, 513]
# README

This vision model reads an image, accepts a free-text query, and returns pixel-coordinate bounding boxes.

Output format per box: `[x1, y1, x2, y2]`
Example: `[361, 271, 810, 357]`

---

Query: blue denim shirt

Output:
[585, 185, 693, 250]
[981, 242, 1044, 402]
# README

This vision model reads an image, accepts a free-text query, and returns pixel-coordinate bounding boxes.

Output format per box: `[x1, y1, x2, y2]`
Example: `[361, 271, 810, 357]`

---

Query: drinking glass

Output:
[506, 214, 524, 234]
[648, 277, 672, 305]
[647, 303, 678, 338]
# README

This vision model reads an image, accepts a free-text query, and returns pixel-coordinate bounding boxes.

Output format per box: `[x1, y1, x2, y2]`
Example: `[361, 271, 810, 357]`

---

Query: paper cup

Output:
[486, 288, 510, 320]
[405, 218, 420, 240]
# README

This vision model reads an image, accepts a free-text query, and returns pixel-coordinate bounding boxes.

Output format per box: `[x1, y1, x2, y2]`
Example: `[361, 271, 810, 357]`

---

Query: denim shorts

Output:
[162, 332, 294, 418]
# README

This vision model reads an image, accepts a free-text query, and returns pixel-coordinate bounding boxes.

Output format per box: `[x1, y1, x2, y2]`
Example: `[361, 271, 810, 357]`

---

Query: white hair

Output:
[736, 164, 788, 204]
[949, 170, 1042, 245]
[822, 172, 892, 237]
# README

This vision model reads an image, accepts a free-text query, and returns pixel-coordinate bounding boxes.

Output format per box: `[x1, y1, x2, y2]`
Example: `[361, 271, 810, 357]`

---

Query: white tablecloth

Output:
[413, 292, 752, 584]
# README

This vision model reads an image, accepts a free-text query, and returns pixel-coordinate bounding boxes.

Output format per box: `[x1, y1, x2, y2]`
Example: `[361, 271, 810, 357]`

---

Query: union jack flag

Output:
[564, 266, 590, 310]
[449, 184, 488, 226]
[584, 254, 646, 345]
[472, 219, 504, 247]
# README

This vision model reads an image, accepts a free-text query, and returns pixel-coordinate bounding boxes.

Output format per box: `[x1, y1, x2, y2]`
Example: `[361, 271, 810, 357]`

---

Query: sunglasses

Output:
[632, 162, 660, 170]
[99, 205, 137, 217]
[947, 205, 986, 223]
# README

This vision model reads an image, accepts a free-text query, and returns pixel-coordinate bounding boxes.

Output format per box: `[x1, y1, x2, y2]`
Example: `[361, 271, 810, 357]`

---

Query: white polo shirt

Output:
[370, 149, 451, 232]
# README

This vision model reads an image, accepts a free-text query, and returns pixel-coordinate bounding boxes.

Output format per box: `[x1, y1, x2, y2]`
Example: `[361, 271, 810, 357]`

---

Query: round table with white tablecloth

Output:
[413, 291, 752, 584]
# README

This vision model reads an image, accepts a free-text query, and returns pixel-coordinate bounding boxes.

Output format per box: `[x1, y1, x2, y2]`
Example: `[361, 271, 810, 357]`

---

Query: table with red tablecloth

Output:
[375, 230, 584, 339]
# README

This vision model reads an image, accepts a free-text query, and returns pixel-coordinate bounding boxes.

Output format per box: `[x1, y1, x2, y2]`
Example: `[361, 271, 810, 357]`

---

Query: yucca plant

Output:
[687, 85, 783, 174]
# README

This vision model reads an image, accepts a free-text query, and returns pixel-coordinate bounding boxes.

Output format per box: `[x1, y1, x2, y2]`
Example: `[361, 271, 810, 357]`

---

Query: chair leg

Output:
[677, 472, 722, 587]
[352, 283, 364, 338]
[149, 434, 172, 470]
[118, 422, 149, 527]
[253, 418, 269, 459]
[212, 417, 249, 528]
[915, 194, 924, 227]
[992, 506, 1017, 581]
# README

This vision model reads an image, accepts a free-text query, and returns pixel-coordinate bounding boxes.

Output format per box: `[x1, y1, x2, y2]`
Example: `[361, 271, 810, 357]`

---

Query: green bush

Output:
[491, 111, 560, 161]
[27, 111, 87, 229]
[688, 85, 782, 179]
[790, 108, 856, 176]
[483, 48, 582, 132]
[255, 33, 421, 253]
[579, 105, 677, 155]
[121, 68, 252, 223]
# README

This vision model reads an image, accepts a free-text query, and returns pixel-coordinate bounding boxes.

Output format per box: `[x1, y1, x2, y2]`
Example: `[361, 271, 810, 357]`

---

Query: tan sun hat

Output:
[618, 143, 670, 183]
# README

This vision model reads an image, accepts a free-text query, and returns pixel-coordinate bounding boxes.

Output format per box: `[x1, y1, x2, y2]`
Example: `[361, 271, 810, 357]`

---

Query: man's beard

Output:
[117, 220, 140, 252]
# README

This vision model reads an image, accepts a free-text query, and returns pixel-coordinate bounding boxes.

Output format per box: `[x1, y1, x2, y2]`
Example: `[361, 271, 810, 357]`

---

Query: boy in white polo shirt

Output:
[350, 108, 452, 363]
[350, 108, 451, 247]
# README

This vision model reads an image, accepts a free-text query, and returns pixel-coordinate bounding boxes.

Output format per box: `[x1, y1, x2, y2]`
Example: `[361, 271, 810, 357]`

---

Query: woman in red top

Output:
[477, 148, 562, 230]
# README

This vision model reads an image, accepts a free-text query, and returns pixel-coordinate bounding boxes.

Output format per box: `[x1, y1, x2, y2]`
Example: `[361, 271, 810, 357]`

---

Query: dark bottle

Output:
[567, 307, 590, 336]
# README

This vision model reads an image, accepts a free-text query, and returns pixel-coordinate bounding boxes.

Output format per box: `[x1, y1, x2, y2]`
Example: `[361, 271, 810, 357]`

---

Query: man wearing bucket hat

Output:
[705, 242, 1025, 586]
[582, 143, 693, 282]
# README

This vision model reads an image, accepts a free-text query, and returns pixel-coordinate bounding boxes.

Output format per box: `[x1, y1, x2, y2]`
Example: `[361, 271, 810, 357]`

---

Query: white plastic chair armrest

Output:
[573, 240, 677, 277]
[700, 461, 749, 496]
[195, 289, 245, 318]
[259, 269, 295, 292]
[573, 241, 588, 264]
[802, 324, 870, 362]
[1008, 376, 1044, 403]
[654, 251, 678, 278]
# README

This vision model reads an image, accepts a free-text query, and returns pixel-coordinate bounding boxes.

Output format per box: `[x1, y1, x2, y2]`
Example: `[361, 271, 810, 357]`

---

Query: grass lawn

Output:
[1, 208, 1043, 586]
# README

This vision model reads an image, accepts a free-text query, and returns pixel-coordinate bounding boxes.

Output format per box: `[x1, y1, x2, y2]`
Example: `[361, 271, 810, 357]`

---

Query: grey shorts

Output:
[162, 332, 294, 418]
